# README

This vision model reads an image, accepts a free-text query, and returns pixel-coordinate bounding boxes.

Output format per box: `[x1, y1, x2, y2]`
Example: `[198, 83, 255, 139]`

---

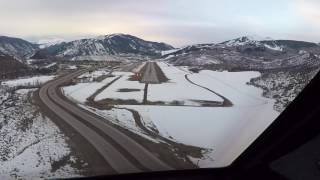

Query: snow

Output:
[96, 33, 127, 40]
[38, 38, 64, 49]
[121, 97, 278, 168]
[0, 116, 78, 179]
[117, 67, 278, 168]
[63, 72, 118, 103]
[164, 55, 175, 59]
[72, 55, 117, 61]
[237, 35, 273, 42]
[264, 44, 283, 51]
[95, 72, 145, 102]
[188, 70, 267, 107]
[44, 62, 57, 68]
[299, 50, 308, 55]
[196, 55, 221, 65]
[148, 62, 223, 105]
[15, 88, 37, 95]
[95, 63, 224, 105]
[78, 104, 163, 144]
[66, 65, 77, 70]
[78, 70, 108, 79]
[2, 75, 55, 87]
[161, 49, 180, 56]
[224, 36, 283, 51]
[62, 62, 280, 168]
[225, 36, 261, 46]
[0, 88, 82, 179]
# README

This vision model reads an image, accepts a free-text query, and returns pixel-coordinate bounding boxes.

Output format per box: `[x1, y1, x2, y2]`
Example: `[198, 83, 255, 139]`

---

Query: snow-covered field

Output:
[94, 62, 224, 106]
[2, 75, 55, 87]
[63, 76, 118, 103]
[95, 72, 145, 102]
[63, 69, 146, 104]
[62, 62, 280, 168]
[66, 65, 77, 70]
[0, 87, 83, 179]
[78, 70, 108, 79]
[72, 55, 121, 61]
[148, 63, 223, 105]
[119, 102, 278, 167]
[78, 104, 163, 144]
[188, 70, 267, 107]
[126, 67, 279, 167]
[96, 64, 278, 168]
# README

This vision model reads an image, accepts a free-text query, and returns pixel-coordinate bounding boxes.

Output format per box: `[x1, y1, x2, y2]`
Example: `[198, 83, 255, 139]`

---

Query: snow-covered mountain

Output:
[38, 38, 65, 49]
[221, 36, 319, 52]
[222, 36, 284, 51]
[32, 34, 174, 59]
[0, 36, 38, 60]
[163, 36, 320, 112]
[164, 36, 320, 69]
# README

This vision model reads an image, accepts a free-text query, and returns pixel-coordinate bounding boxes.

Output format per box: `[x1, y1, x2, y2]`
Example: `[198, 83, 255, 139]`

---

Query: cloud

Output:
[295, 0, 320, 27]
[1, 0, 320, 46]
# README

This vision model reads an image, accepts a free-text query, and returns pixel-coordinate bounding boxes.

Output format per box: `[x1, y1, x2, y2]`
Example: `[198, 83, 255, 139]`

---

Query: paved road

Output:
[39, 70, 172, 174]
[141, 62, 160, 84]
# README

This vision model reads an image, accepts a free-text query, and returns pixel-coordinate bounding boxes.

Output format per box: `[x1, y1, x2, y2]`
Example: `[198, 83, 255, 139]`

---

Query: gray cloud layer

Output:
[0, 0, 319, 47]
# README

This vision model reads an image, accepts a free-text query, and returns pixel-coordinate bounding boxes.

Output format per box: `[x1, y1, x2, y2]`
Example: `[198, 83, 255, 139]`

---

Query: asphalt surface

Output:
[39, 70, 172, 174]
[141, 62, 160, 84]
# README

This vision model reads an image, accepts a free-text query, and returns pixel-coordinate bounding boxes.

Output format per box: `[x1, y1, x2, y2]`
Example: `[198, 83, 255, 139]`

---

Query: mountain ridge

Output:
[0, 36, 38, 60]
[163, 36, 320, 71]
[31, 33, 174, 59]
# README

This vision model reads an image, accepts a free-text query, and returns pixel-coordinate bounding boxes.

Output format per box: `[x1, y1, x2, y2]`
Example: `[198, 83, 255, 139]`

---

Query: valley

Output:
[0, 34, 319, 178]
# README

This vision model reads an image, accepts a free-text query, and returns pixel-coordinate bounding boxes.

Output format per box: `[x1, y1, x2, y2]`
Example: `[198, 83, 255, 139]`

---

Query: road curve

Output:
[39, 70, 173, 174]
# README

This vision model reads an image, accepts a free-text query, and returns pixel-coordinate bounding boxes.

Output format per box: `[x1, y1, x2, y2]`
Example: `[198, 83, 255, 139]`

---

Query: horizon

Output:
[1, 0, 320, 46]
[1, 33, 319, 49]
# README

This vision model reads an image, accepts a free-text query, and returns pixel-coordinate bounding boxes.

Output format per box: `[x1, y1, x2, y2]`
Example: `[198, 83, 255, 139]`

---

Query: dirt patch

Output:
[117, 88, 141, 92]
[91, 98, 141, 107]
[142, 83, 148, 104]
[50, 153, 71, 173]
[190, 100, 224, 107]
[95, 74, 115, 82]
[189, 67, 201, 73]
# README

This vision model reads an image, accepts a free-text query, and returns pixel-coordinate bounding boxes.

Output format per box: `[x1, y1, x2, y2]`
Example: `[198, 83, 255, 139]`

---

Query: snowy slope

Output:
[38, 38, 65, 49]
[32, 34, 174, 59]
[0, 36, 38, 60]
[222, 36, 283, 51]
[164, 36, 320, 71]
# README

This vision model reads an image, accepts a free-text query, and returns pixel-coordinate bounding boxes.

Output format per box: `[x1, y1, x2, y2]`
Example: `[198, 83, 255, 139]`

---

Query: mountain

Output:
[0, 36, 38, 60]
[164, 36, 320, 70]
[0, 52, 30, 79]
[38, 38, 65, 49]
[222, 36, 319, 53]
[163, 36, 320, 112]
[32, 34, 174, 59]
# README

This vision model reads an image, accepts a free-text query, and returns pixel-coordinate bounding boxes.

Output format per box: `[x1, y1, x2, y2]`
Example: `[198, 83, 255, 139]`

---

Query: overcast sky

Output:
[0, 0, 320, 47]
